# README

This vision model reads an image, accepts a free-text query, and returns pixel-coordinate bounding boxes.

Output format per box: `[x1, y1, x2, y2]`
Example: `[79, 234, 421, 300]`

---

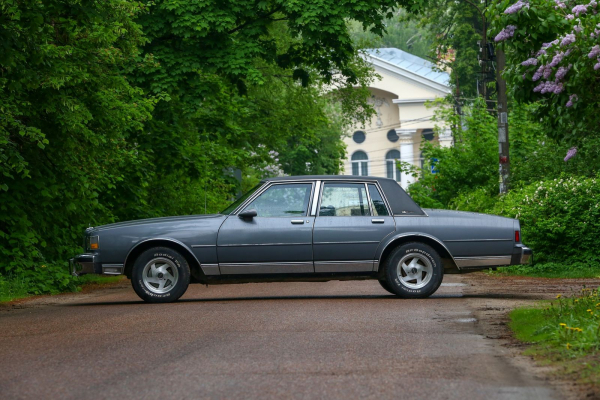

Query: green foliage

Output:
[511, 289, 600, 354]
[491, 175, 600, 265]
[0, 0, 410, 298]
[404, 0, 484, 97]
[404, 98, 498, 207]
[348, 10, 433, 59]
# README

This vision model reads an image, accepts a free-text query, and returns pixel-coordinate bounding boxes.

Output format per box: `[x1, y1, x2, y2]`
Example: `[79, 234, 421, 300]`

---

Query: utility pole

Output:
[496, 49, 509, 194]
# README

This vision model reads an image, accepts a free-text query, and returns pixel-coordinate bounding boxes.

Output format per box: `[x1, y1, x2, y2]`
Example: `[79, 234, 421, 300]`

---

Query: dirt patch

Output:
[462, 272, 600, 400]
[0, 278, 129, 312]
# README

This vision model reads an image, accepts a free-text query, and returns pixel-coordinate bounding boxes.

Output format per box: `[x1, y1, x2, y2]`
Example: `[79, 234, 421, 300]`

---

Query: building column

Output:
[396, 129, 417, 190]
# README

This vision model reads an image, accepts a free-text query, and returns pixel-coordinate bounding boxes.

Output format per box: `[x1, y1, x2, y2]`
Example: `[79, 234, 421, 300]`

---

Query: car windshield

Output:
[220, 183, 263, 215]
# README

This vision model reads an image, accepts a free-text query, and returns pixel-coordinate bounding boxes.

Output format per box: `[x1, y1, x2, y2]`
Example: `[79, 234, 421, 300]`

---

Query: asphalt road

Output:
[0, 276, 557, 400]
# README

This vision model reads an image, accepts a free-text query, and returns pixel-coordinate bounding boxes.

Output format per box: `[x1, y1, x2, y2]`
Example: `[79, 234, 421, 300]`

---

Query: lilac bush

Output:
[490, 0, 600, 142]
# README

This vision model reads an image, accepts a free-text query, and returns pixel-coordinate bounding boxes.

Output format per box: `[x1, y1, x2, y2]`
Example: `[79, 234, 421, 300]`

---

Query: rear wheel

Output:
[131, 247, 190, 303]
[383, 242, 443, 298]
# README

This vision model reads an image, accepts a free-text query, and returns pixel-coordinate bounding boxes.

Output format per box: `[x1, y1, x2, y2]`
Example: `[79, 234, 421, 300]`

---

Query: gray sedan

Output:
[71, 175, 532, 303]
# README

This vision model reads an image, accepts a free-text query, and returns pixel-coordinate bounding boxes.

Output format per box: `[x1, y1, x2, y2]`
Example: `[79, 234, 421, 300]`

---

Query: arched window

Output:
[386, 150, 401, 182]
[351, 151, 369, 176]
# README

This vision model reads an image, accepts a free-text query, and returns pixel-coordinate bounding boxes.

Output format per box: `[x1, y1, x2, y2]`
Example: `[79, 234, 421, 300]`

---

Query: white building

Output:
[342, 48, 453, 189]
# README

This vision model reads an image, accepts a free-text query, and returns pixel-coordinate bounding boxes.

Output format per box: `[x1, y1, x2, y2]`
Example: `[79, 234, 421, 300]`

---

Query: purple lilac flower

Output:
[566, 14, 575, 19]
[589, 45, 600, 58]
[561, 33, 576, 46]
[549, 52, 565, 67]
[532, 65, 545, 81]
[564, 147, 577, 161]
[555, 0, 567, 8]
[522, 73, 527, 80]
[543, 66, 553, 79]
[595, 61, 600, 70]
[572, 4, 588, 15]
[566, 94, 578, 107]
[565, 49, 573, 56]
[495, 25, 517, 42]
[505, 0, 529, 13]
[574, 25, 583, 33]
[555, 65, 571, 80]
[521, 58, 538, 66]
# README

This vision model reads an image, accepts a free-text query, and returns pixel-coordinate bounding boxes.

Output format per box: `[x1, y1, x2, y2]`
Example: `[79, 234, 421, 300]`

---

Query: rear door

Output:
[312, 182, 395, 273]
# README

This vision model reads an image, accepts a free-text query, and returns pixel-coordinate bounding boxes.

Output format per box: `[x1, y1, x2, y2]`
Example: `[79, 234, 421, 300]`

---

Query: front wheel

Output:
[383, 242, 443, 299]
[131, 247, 191, 303]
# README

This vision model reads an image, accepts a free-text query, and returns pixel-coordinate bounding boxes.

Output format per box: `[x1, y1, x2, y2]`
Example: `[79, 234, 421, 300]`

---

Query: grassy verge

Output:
[493, 261, 600, 279]
[0, 274, 124, 303]
[510, 288, 600, 388]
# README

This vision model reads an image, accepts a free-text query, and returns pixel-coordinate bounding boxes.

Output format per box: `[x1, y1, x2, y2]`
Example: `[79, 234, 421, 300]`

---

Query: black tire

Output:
[378, 279, 396, 295]
[383, 242, 443, 299]
[131, 246, 191, 303]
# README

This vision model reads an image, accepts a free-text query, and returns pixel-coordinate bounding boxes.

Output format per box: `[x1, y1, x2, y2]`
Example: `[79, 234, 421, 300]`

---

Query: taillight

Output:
[515, 230, 520, 242]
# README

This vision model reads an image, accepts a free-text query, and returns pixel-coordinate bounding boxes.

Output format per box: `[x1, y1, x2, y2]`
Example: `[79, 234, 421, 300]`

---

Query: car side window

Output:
[368, 184, 390, 216]
[319, 183, 371, 216]
[242, 183, 312, 217]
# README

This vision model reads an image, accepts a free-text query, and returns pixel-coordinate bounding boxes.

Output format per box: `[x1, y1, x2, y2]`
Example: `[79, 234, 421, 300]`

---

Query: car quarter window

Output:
[242, 183, 312, 217]
[319, 183, 371, 216]
[367, 184, 390, 216]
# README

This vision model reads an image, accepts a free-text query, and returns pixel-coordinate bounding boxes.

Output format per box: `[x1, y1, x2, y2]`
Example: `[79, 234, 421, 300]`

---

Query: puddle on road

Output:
[441, 283, 467, 287]
[455, 318, 478, 323]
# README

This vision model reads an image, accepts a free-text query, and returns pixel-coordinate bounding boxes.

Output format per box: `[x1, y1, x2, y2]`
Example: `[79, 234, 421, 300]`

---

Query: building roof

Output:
[365, 48, 450, 87]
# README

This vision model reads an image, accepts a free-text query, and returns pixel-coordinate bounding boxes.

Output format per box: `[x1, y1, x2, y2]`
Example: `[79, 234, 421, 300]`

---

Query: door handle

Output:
[371, 219, 385, 223]
[291, 220, 304, 224]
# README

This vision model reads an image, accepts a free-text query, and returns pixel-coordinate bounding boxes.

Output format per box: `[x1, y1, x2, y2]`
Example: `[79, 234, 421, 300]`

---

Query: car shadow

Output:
[67, 292, 538, 306]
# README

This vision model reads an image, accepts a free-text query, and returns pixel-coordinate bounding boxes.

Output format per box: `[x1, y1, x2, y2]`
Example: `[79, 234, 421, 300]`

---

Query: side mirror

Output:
[238, 209, 257, 219]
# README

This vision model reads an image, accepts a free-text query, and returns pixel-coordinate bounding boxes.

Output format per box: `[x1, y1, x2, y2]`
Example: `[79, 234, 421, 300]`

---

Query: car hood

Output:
[93, 214, 224, 231]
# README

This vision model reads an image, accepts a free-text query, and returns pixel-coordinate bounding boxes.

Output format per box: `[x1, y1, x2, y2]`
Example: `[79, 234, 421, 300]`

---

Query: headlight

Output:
[87, 235, 99, 250]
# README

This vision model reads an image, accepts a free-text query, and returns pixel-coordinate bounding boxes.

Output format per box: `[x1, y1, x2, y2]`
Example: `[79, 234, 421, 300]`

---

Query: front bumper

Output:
[70, 253, 100, 276]
[511, 244, 533, 265]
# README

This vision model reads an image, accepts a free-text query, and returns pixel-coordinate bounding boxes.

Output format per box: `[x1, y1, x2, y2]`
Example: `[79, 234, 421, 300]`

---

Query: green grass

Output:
[493, 261, 600, 279]
[510, 289, 600, 387]
[0, 274, 124, 303]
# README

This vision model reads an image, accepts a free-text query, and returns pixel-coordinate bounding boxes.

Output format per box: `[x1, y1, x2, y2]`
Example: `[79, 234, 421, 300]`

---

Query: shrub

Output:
[492, 175, 600, 265]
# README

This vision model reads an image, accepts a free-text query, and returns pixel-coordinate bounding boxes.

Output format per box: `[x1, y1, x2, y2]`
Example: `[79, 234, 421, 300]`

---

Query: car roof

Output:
[261, 175, 394, 183]
[260, 175, 425, 216]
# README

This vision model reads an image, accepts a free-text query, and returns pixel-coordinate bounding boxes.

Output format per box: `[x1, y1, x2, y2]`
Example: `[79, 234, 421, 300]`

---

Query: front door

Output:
[313, 182, 395, 273]
[217, 182, 315, 274]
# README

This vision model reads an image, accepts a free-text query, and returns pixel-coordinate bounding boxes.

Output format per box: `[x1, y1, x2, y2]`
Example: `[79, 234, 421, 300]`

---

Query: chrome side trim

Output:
[443, 239, 512, 242]
[454, 256, 512, 268]
[218, 242, 310, 247]
[219, 261, 314, 275]
[314, 260, 375, 273]
[375, 232, 458, 271]
[191, 244, 217, 248]
[102, 264, 124, 275]
[201, 263, 220, 276]
[314, 241, 379, 245]
[124, 238, 202, 273]
[310, 180, 321, 216]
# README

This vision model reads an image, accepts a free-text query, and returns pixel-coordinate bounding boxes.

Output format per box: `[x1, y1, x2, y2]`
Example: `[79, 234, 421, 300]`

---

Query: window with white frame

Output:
[351, 151, 369, 176]
[385, 150, 401, 182]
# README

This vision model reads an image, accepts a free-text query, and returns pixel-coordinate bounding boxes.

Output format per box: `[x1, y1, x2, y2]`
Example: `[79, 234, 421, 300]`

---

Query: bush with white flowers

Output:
[492, 175, 600, 265]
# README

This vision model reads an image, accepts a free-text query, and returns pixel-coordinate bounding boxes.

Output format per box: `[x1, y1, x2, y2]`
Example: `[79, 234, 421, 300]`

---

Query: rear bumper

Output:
[511, 244, 532, 265]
